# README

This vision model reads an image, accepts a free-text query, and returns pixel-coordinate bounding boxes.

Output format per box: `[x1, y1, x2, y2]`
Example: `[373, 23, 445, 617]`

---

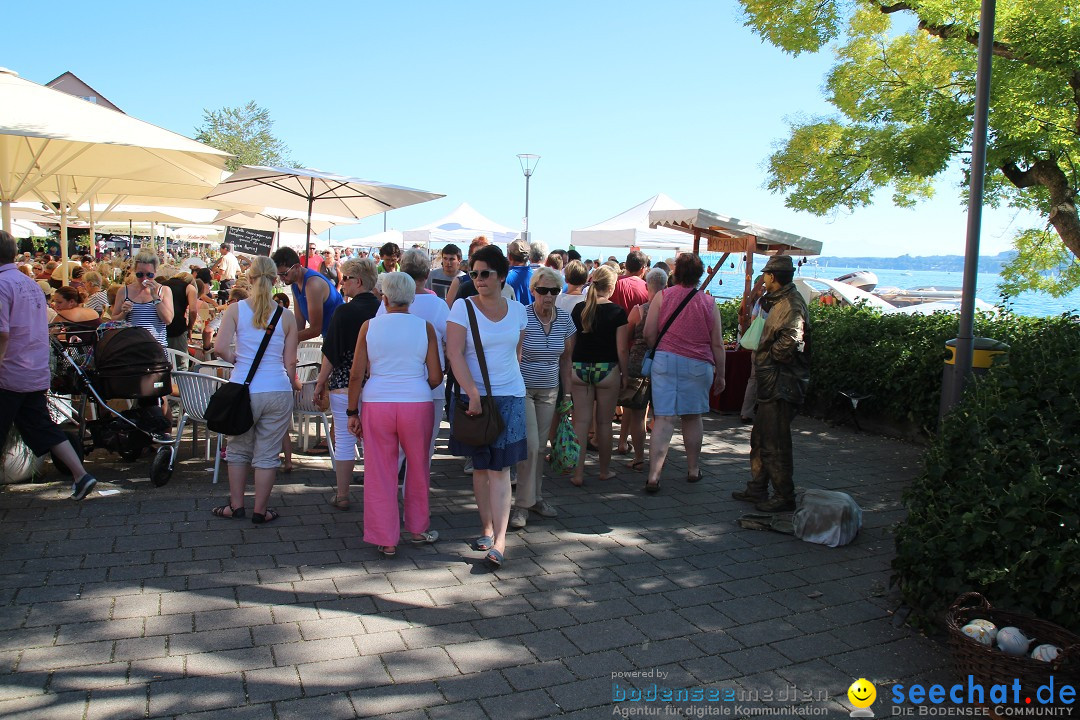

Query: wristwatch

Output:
[346, 408, 359, 417]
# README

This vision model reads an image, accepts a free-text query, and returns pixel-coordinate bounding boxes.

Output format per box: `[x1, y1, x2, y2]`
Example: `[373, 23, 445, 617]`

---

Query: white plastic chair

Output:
[299, 339, 323, 350]
[294, 379, 334, 459]
[170, 371, 227, 483]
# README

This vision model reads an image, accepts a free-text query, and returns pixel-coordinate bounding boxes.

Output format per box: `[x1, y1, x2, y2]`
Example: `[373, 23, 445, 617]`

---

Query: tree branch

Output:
[1002, 160, 1080, 258]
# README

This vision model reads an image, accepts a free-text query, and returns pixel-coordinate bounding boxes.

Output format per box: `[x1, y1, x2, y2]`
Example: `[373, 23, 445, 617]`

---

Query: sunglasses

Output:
[533, 287, 559, 296]
[277, 264, 298, 278]
[135, 272, 155, 279]
[469, 269, 497, 280]
[340, 275, 355, 282]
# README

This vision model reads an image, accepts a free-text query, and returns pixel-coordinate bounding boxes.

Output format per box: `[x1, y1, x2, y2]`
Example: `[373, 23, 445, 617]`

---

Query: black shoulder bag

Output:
[640, 288, 698, 377]
[205, 305, 285, 435]
[450, 299, 506, 446]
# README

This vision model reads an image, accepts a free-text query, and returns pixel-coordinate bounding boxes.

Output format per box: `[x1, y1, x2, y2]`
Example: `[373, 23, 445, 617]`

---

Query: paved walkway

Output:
[0, 413, 950, 719]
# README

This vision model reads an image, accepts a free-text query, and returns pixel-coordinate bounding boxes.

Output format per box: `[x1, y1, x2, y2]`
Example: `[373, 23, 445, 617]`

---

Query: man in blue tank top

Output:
[271, 247, 344, 341]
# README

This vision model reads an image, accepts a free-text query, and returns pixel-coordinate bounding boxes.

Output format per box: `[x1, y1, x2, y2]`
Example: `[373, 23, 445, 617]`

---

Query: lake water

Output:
[697, 260, 1080, 318]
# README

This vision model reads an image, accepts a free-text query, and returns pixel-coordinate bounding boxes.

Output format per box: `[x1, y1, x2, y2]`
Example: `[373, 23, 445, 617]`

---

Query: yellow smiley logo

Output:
[847, 678, 877, 708]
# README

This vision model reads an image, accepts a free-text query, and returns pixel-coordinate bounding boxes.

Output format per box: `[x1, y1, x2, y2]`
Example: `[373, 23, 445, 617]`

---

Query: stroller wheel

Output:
[150, 447, 173, 487]
[52, 430, 85, 477]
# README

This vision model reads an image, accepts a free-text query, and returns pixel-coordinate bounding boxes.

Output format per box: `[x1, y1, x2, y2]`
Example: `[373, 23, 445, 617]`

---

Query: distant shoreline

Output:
[807, 252, 1015, 273]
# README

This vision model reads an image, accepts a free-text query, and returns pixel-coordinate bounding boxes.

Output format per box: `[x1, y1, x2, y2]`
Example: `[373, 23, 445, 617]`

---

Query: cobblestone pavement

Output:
[0, 413, 950, 719]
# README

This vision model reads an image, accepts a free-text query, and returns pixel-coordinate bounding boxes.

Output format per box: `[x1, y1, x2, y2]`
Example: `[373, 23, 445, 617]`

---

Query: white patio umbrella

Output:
[204, 165, 444, 246]
[0, 67, 229, 278]
[210, 208, 352, 249]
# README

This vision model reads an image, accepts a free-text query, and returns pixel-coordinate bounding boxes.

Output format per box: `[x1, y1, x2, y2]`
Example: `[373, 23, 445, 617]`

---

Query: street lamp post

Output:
[517, 154, 540, 243]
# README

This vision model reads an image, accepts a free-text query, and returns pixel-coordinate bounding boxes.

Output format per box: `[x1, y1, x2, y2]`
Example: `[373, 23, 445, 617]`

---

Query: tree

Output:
[194, 101, 298, 173]
[739, 0, 1080, 295]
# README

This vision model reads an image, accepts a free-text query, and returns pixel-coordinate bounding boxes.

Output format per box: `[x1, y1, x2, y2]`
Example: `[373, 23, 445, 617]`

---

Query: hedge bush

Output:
[892, 312, 1080, 631]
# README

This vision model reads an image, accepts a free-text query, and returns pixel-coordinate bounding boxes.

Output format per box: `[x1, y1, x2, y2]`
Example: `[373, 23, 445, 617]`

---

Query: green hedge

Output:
[718, 297, 1080, 629]
[892, 312, 1080, 631]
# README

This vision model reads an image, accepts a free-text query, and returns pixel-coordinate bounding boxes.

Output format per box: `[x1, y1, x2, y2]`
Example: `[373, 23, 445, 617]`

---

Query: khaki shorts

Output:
[225, 391, 294, 469]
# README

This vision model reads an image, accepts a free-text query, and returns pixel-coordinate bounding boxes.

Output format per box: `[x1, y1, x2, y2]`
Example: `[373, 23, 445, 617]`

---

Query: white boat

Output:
[833, 270, 878, 291]
[873, 286, 963, 307]
[795, 277, 996, 315]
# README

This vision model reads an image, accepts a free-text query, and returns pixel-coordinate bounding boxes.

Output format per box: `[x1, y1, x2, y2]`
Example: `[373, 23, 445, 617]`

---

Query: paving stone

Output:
[564, 618, 648, 653]
[86, 685, 148, 720]
[169, 627, 253, 655]
[501, 660, 575, 691]
[244, 665, 303, 704]
[437, 670, 514, 702]
[18, 640, 114, 672]
[296, 655, 390, 694]
[382, 647, 459, 683]
[273, 636, 358, 666]
[148, 673, 245, 716]
[275, 691, 357, 720]
[478, 687, 562, 719]
[0, 690, 87, 720]
[349, 681, 443, 718]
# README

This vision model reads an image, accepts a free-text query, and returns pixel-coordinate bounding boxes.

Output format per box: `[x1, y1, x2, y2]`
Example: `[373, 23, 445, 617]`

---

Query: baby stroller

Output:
[49, 323, 175, 486]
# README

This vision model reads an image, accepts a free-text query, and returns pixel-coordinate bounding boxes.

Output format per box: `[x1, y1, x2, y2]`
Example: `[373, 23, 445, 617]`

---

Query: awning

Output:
[648, 208, 823, 256]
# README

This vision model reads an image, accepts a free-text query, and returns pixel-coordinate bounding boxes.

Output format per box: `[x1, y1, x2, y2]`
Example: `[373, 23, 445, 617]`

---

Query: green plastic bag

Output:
[740, 315, 766, 351]
[550, 398, 579, 475]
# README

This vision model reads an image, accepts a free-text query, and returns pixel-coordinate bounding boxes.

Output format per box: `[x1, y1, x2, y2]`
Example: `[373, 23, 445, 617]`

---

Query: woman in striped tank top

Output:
[110, 250, 173, 347]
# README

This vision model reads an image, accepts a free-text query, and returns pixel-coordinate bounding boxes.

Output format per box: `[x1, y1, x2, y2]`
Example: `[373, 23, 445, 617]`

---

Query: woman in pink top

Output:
[641, 253, 726, 493]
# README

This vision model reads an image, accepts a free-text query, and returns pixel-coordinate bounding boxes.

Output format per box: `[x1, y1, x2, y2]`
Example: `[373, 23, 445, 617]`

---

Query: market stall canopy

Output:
[571, 193, 689, 251]
[0, 67, 231, 232]
[402, 202, 517, 248]
[648, 207, 823, 256]
[340, 229, 405, 250]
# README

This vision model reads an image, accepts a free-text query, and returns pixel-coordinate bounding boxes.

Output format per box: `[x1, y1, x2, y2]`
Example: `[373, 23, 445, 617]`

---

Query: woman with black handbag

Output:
[445, 245, 528, 569]
[210, 256, 301, 524]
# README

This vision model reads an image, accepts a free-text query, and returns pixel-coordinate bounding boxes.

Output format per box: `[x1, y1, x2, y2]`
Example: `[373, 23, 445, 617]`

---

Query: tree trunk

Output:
[1000, 160, 1080, 259]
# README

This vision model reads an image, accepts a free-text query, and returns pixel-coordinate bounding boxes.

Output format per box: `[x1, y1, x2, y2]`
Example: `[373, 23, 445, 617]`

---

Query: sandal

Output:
[328, 494, 350, 510]
[251, 508, 279, 524]
[410, 530, 439, 545]
[485, 548, 504, 569]
[211, 504, 245, 519]
[687, 472, 703, 484]
[473, 535, 494, 552]
[614, 441, 633, 456]
[625, 459, 645, 471]
[644, 479, 661, 494]
[378, 545, 397, 557]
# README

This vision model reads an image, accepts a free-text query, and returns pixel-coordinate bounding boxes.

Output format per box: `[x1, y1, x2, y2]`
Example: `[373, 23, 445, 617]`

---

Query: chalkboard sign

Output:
[224, 226, 275, 256]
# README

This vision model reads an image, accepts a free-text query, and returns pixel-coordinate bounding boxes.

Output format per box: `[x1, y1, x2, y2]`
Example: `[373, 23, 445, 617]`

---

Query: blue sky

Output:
[5, 1, 1035, 257]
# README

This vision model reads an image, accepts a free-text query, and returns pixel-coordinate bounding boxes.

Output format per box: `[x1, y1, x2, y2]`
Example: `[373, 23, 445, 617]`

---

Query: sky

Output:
[4, 0, 1038, 258]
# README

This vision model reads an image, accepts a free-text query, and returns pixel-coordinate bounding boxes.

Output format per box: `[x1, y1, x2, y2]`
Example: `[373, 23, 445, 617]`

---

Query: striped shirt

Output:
[520, 305, 575, 389]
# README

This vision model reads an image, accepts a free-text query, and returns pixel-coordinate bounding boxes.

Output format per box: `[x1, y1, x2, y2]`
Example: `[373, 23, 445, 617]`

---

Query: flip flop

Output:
[644, 479, 661, 494]
[410, 530, 439, 545]
[687, 472, 703, 483]
[378, 545, 397, 557]
[625, 459, 645, 471]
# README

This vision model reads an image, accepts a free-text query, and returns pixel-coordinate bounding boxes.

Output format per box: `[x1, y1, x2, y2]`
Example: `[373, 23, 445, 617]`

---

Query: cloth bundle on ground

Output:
[793, 489, 862, 547]
[738, 489, 862, 547]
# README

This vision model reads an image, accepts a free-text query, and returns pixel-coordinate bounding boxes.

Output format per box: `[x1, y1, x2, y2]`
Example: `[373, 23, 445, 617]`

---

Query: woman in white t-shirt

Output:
[445, 246, 528, 570]
[347, 273, 442, 558]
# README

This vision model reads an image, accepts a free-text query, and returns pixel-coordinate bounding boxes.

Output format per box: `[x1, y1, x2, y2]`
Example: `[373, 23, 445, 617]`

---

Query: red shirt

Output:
[610, 274, 648, 314]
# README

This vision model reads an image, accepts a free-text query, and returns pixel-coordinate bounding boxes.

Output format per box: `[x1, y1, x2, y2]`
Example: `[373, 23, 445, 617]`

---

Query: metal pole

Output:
[944, 0, 996, 412]
[524, 173, 531, 243]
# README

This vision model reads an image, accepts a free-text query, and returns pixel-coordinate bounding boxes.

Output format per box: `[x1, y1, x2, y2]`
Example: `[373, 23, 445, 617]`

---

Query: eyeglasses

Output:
[135, 272, 155, 279]
[277, 264, 298, 278]
[340, 275, 354, 282]
[534, 287, 559, 296]
[469, 269, 496, 280]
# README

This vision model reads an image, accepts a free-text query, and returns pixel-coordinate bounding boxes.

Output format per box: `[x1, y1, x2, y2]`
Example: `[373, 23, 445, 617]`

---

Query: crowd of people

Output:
[0, 229, 811, 569]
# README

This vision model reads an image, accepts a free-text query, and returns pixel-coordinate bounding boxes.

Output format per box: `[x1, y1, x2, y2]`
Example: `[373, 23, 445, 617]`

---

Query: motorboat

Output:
[795, 277, 996, 315]
[873, 286, 963, 307]
[834, 270, 878, 291]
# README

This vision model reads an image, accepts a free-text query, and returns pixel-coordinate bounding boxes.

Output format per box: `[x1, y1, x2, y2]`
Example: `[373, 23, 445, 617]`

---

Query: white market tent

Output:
[340, 229, 404, 250]
[402, 202, 518, 248]
[570, 193, 690, 251]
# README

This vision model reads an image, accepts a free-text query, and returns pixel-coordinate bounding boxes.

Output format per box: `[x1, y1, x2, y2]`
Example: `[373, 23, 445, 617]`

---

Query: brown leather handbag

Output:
[450, 299, 505, 446]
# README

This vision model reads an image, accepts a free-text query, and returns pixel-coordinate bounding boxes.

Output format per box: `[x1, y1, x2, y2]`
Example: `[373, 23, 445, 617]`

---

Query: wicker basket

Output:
[945, 592, 1080, 704]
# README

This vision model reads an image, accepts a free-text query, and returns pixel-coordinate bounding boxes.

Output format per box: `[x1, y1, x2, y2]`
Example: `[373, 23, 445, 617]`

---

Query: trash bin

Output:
[939, 337, 1009, 418]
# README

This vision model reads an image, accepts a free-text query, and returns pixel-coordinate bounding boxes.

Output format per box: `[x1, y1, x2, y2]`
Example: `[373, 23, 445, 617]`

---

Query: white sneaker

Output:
[463, 458, 474, 474]
[529, 500, 558, 518]
[509, 508, 527, 530]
